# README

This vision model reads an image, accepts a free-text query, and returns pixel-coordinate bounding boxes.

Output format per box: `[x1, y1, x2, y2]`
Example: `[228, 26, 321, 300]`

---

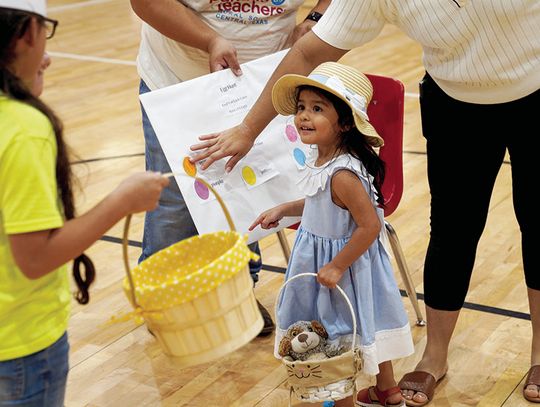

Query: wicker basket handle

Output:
[275, 272, 358, 350]
[122, 176, 236, 309]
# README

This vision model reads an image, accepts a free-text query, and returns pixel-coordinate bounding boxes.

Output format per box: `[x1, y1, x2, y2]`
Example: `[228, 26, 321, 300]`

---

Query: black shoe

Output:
[256, 300, 275, 337]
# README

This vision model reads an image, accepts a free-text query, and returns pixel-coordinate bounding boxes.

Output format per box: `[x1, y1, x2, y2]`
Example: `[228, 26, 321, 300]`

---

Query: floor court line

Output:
[99, 234, 531, 322]
[47, 51, 136, 66]
[70, 151, 513, 167]
[71, 152, 144, 165]
[46, 52, 421, 98]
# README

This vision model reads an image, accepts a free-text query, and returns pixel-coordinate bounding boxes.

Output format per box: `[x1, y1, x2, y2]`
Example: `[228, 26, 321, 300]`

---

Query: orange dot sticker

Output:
[241, 166, 256, 186]
[183, 157, 196, 177]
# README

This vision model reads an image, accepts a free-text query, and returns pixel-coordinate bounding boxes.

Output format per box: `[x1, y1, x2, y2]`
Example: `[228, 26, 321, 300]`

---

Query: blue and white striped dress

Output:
[274, 153, 414, 375]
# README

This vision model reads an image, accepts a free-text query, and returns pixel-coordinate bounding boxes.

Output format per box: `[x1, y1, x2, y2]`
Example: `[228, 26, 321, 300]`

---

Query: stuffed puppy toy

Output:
[278, 320, 343, 361]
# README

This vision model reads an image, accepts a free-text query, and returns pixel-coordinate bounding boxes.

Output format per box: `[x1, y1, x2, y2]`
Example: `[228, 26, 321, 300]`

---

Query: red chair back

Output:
[365, 74, 405, 217]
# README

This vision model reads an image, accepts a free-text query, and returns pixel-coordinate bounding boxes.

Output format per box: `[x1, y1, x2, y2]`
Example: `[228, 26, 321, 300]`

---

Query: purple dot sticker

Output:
[285, 124, 298, 142]
[194, 179, 209, 200]
[293, 148, 306, 166]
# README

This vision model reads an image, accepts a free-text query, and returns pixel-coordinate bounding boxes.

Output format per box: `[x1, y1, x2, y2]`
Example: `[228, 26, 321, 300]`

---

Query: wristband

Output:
[304, 11, 323, 23]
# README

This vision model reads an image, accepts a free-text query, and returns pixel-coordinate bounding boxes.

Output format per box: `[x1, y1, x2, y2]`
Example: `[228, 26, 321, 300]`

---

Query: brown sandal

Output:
[524, 365, 540, 403]
[398, 371, 445, 407]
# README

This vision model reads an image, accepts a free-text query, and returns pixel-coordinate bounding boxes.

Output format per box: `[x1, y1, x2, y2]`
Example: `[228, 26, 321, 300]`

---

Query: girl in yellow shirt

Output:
[0, 1, 168, 406]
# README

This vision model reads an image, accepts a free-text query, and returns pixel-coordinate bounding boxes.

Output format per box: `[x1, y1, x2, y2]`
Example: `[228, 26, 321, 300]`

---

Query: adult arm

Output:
[287, 0, 332, 46]
[190, 31, 346, 171]
[317, 170, 381, 288]
[130, 0, 241, 74]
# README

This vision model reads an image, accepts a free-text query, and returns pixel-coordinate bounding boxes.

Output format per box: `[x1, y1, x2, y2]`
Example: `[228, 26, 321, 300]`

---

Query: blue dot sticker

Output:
[293, 148, 306, 166]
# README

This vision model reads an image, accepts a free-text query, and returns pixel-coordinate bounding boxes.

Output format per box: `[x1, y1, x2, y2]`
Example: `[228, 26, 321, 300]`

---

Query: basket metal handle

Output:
[122, 176, 237, 309]
[275, 272, 358, 350]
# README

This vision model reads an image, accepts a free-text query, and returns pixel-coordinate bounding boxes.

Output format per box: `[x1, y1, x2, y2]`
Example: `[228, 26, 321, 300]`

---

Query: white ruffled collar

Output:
[296, 152, 377, 198]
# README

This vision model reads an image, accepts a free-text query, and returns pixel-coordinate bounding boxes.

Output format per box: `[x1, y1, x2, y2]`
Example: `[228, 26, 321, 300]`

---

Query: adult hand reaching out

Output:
[190, 122, 255, 172]
[190, 31, 338, 172]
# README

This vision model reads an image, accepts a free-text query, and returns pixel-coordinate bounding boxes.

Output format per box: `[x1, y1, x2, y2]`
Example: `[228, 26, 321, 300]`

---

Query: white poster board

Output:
[140, 50, 310, 244]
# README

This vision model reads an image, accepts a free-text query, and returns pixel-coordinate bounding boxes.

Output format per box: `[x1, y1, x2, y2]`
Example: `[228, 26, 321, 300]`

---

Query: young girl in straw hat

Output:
[250, 62, 414, 407]
[0, 1, 168, 405]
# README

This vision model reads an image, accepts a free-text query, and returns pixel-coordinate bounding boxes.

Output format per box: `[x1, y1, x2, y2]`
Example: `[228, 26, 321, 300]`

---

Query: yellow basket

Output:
[122, 178, 263, 368]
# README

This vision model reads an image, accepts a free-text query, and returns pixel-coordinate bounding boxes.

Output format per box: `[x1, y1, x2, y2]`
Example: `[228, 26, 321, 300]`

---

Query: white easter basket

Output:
[276, 273, 362, 406]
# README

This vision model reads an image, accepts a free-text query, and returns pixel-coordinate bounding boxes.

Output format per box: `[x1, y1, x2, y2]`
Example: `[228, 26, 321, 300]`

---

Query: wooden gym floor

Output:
[41, 1, 532, 406]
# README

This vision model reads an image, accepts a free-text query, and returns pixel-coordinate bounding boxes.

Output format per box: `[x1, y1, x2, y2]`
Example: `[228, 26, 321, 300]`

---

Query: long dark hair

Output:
[0, 9, 95, 304]
[297, 85, 386, 207]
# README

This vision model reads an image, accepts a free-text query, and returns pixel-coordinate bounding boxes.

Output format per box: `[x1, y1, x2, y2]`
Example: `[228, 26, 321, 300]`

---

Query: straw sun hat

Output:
[0, 0, 47, 17]
[272, 62, 384, 147]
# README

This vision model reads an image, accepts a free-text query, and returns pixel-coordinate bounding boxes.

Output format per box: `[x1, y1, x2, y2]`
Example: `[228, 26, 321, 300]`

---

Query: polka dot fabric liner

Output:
[124, 231, 257, 309]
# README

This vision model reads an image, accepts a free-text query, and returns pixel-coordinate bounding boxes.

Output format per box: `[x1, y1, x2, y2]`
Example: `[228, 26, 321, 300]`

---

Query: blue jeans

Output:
[0, 332, 69, 407]
[138, 80, 261, 283]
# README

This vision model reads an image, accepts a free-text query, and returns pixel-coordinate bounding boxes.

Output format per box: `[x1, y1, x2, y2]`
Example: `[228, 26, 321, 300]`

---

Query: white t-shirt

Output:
[313, 0, 540, 104]
[137, 0, 304, 90]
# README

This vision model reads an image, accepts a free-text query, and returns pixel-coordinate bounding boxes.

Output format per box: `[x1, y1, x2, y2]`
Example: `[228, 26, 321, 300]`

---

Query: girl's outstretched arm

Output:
[317, 170, 381, 288]
[249, 199, 305, 231]
[9, 172, 169, 280]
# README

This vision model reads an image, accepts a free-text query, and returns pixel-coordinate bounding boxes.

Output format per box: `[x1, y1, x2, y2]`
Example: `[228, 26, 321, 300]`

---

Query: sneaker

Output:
[256, 299, 275, 337]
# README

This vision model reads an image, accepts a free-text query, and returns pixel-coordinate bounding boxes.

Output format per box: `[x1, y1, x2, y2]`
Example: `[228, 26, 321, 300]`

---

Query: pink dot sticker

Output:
[285, 124, 298, 142]
[194, 179, 209, 200]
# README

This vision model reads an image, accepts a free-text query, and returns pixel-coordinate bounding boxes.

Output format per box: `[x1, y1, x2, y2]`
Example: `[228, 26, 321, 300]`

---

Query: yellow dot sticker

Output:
[183, 157, 196, 177]
[241, 166, 256, 185]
